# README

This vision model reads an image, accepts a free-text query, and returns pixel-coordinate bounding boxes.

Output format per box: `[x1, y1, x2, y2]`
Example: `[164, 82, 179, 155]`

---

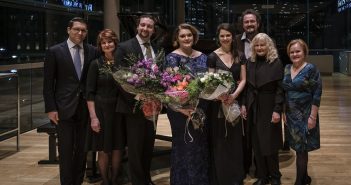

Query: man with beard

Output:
[236, 9, 262, 59]
[235, 9, 262, 178]
[115, 14, 158, 185]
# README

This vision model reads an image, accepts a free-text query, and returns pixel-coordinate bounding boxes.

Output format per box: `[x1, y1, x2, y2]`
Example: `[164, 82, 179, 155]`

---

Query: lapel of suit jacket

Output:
[62, 42, 80, 81]
[131, 37, 143, 60]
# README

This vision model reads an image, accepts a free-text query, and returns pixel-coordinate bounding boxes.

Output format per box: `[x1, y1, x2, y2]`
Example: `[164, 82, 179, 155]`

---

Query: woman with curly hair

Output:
[241, 33, 284, 185]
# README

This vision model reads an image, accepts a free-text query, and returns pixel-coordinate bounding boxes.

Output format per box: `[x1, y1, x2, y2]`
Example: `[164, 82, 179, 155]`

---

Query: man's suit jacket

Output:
[114, 37, 158, 114]
[43, 41, 98, 120]
[236, 33, 246, 59]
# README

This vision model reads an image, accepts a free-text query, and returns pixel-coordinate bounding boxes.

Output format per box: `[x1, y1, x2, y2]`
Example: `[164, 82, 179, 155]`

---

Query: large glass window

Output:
[0, 0, 103, 139]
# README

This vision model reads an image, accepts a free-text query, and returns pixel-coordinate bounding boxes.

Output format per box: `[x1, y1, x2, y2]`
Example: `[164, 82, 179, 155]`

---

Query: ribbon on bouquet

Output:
[183, 100, 206, 144]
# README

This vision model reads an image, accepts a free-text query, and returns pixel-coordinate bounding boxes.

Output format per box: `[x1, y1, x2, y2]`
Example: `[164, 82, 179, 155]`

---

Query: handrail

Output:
[0, 72, 20, 151]
[0, 62, 44, 71]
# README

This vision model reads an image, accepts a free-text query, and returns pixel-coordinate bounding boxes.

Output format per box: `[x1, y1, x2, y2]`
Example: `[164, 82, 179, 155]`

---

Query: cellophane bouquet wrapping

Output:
[112, 51, 165, 123]
[160, 67, 198, 109]
[160, 66, 208, 130]
[188, 71, 241, 124]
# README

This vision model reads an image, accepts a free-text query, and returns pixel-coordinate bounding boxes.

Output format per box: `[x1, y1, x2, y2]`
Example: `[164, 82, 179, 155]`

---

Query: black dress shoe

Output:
[253, 178, 269, 185]
[305, 176, 312, 185]
[271, 178, 281, 185]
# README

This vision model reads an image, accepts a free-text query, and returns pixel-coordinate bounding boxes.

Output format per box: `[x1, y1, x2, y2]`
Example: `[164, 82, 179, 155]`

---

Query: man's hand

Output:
[177, 108, 194, 117]
[271, 112, 281, 124]
[48, 111, 59, 124]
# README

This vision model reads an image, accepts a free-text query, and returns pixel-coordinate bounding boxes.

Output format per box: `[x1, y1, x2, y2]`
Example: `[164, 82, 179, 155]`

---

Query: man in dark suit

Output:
[235, 9, 261, 178]
[115, 14, 158, 185]
[43, 17, 98, 185]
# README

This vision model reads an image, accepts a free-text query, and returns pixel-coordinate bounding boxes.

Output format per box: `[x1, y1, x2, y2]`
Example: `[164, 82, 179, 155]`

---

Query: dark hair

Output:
[241, 9, 261, 25]
[287, 39, 309, 57]
[216, 23, 239, 62]
[96, 29, 119, 54]
[68, 17, 87, 28]
[136, 14, 156, 27]
[239, 9, 262, 32]
[172, 23, 199, 48]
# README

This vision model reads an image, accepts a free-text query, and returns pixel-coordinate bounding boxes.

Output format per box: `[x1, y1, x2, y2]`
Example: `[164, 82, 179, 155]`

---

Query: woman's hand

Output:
[241, 105, 247, 120]
[217, 93, 228, 102]
[223, 94, 237, 105]
[271, 112, 281, 124]
[308, 116, 317, 129]
[91, 118, 101, 133]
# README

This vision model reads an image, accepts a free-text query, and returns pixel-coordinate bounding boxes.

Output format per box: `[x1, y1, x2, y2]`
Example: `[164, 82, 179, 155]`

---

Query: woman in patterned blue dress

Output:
[282, 39, 322, 185]
[164, 23, 209, 185]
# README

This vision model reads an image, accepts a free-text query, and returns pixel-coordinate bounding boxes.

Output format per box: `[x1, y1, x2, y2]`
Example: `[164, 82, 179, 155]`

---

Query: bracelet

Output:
[309, 115, 316, 121]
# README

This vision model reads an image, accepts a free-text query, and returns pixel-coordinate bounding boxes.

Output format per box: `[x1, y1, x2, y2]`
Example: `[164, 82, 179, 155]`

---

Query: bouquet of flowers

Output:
[160, 67, 196, 109]
[189, 71, 241, 125]
[197, 71, 235, 100]
[113, 51, 165, 123]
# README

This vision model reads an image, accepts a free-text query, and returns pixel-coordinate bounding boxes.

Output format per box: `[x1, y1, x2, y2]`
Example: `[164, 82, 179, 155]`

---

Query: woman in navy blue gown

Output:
[164, 23, 209, 185]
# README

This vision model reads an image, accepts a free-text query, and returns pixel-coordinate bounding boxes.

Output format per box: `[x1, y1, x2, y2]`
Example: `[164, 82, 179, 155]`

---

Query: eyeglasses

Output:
[71, 27, 87, 33]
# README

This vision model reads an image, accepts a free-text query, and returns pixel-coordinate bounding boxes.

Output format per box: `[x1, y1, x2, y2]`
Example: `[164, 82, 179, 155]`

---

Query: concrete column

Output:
[176, 0, 185, 24]
[104, 0, 120, 39]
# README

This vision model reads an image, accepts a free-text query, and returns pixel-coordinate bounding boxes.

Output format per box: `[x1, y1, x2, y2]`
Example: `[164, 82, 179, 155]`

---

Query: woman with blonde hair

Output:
[241, 33, 284, 185]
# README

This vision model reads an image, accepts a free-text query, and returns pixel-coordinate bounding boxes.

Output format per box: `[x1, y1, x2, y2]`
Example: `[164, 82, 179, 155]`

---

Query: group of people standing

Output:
[43, 8, 322, 185]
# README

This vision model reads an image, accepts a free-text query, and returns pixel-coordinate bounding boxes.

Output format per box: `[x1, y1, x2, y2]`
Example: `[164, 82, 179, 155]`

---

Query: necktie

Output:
[73, 45, 82, 79]
[143, 43, 153, 59]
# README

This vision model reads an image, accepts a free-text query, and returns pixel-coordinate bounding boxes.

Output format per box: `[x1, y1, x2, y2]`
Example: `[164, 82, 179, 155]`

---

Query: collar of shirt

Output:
[241, 32, 250, 42]
[67, 39, 83, 49]
[136, 35, 154, 59]
[136, 34, 150, 45]
[67, 39, 84, 68]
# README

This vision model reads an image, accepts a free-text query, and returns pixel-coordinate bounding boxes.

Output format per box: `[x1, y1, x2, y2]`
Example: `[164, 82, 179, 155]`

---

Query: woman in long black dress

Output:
[207, 23, 246, 185]
[86, 29, 125, 185]
[242, 33, 284, 185]
[164, 23, 209, 185]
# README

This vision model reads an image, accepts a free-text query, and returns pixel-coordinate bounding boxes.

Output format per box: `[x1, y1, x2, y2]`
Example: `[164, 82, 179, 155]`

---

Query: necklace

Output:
[104, 56, 114, 65]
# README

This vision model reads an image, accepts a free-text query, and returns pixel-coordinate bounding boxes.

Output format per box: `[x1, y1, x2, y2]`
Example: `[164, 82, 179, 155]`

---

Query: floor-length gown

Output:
[207, 52, 245, 185]
[164, 52, 209, 185]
